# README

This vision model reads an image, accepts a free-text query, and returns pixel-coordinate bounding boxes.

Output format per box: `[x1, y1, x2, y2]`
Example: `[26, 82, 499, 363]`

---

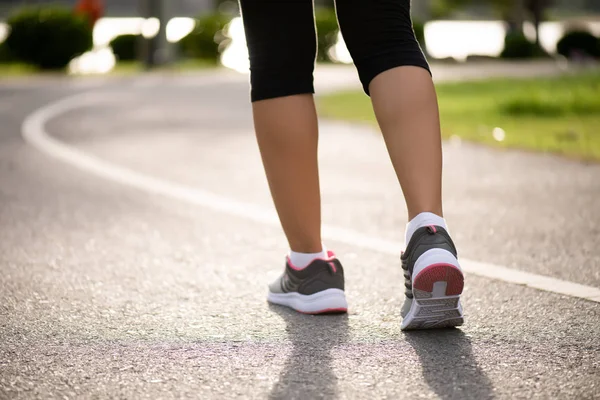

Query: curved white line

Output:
[21, 91, 600, 304]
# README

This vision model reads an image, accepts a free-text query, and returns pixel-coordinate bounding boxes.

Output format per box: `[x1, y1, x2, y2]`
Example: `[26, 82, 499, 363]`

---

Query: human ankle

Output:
[288, 244, 328, 269]
[405, 212, 448, 245]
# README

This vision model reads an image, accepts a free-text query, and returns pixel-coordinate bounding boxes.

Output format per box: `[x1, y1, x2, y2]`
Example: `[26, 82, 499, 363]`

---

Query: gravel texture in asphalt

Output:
[1, 66, 599, 399]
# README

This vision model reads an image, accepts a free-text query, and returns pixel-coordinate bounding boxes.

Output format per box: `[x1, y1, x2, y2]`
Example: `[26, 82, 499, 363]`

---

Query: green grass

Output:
[0, 62, 41, 76]
[318, 72, 600, 161]
[111, 58, 217, 75]
[0, 58, 217, 78]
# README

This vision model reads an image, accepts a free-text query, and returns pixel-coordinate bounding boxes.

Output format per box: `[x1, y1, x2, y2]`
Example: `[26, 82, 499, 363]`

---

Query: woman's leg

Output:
[335, 0, 442, 223]
[240, 0, 347, 314]
[253, 96, 323, 255]
[336, 0, 464, 329]
[239, 0, 323, 255]
[370, 68, 443, 222]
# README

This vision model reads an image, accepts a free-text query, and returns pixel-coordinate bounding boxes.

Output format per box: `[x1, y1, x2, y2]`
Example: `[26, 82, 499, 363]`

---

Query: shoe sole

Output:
[401, 249, 465, 330]
[267, 288, 348, 314]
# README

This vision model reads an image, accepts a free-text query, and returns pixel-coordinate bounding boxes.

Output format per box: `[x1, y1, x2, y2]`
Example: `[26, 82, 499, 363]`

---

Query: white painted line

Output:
[130, 71, 247, 88]
[462, 260, 600, 300]
[22, 92, 279, 225]
[21, 91, 600, 304]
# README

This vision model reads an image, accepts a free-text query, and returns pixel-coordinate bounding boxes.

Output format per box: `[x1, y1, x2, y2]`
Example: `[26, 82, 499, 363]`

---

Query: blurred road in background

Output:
[1, 63, 599, 399]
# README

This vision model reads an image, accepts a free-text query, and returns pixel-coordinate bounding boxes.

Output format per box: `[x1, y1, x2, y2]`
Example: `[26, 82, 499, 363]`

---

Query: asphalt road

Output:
[1, 65, 599, 399]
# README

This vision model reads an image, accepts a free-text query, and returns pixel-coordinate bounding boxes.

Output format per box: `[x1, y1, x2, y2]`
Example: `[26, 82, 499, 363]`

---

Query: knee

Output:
[248, 40, 316, 102]
[353, 40, 430, 96]
[338, 6, 430, 95]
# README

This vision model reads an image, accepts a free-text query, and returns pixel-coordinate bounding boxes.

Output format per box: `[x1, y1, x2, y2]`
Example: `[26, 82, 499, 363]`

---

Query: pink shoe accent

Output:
[286, 256, 304, 271]
[428, 225, 437, 233]
[328, 262, 337, 273]
[286, 251, 338, 271]
[413, 263, 464, 296]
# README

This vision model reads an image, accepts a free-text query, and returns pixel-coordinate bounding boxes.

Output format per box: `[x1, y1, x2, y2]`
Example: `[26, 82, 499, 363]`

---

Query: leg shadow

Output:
[268, 305, 350, 400]
[405, 329, 494, 400]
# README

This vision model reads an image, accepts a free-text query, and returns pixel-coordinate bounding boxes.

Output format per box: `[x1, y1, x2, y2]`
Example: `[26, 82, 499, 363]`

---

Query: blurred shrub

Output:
[315, 9, 339, 62]
[215, 0, 239, 15]
[110, 34, 140, 62]
[465, 54, 498, 62]
[556, 30, 600, 59]
[500, 31, 546, 59]
[499, 86, 600, 117]
[74, 0, 103, 27]
[5, 6, 93, 70]
[432, 56, 459, 63]
[0, 41, 16, 64]
[179, 13, 233, 62]
[413, 20, 426, 53]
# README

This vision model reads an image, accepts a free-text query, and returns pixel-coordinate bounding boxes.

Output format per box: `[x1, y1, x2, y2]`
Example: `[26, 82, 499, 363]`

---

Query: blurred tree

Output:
[525, 0, 552, 45]
[214, 0, 238, 14]
[483, 0, 526, 33]
[429, 0, 472, 18]
[487, 0, 552, 43]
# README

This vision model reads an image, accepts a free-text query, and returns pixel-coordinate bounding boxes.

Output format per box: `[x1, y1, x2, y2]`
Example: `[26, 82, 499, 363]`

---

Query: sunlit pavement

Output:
[1, 63, 599, 399]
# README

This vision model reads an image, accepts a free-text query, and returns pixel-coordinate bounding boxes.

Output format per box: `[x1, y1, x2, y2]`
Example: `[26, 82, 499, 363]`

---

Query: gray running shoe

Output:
[267, 251, 347, 314]
[400, 225, 464, 330]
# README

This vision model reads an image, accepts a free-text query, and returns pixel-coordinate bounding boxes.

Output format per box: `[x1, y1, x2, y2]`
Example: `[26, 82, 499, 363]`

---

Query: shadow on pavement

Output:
[268, 305, 349, 400]
[405, 329, 494, 400]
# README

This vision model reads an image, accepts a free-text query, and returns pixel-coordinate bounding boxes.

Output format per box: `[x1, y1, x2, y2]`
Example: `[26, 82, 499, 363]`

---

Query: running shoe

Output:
[400, 225, 464, 330]
[267, 251, 348, 314]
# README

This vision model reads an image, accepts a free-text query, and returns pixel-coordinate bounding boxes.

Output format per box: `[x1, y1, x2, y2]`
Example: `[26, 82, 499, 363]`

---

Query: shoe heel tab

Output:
[328, 261, 337, 274]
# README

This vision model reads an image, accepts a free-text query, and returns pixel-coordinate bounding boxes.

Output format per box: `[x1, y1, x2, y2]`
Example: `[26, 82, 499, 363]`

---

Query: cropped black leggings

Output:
[239, 0, 429, 102]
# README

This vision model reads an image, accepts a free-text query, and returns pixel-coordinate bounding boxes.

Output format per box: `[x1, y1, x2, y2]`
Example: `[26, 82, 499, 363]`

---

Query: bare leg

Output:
[253, 94, 322, 253]
[369, 66, 444, 220]
[334, 0, 462, 329]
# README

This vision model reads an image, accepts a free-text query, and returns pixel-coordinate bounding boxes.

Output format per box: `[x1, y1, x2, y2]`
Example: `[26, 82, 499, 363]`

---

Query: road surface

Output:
[1, 64, 599, 399]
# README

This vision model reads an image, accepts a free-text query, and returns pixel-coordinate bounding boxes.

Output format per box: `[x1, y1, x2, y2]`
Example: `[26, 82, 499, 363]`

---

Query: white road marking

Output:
[130, 71, 247, 88]
[21, 91, 600, 304]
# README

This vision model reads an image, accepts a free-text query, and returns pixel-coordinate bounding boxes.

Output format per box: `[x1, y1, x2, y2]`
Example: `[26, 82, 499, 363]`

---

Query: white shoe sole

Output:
[401, 249, 465, 330]
[267, 288, 348, 314]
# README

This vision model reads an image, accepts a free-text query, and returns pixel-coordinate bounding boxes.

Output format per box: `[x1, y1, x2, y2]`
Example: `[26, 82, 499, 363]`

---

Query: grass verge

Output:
[0, 62, 40, 76]
[110, 59, 217, 75]
[318, 72, 600, 161]
[0, 58, 216, 77]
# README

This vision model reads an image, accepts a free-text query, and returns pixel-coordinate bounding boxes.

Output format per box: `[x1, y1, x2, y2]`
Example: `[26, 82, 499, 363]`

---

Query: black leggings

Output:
[239, 0, 429, 102]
